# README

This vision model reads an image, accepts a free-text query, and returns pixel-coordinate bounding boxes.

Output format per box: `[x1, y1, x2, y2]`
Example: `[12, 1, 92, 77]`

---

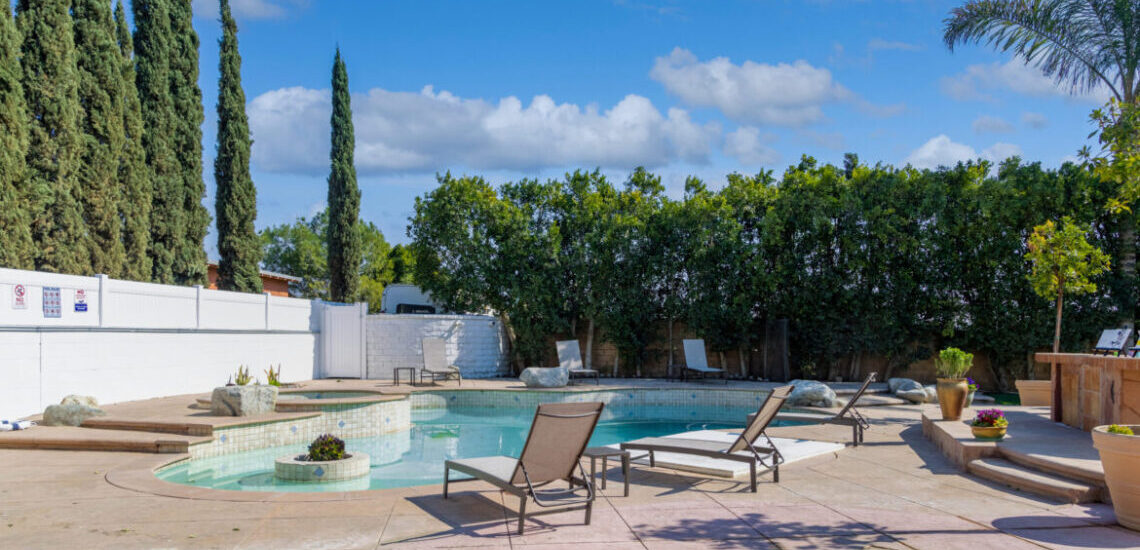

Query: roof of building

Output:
[206, 262, 302, 283]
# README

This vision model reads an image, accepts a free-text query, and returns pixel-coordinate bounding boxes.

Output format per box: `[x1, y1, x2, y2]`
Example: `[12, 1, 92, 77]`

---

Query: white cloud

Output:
[903, 135, 1022, 169]
[651, 47, 880, 127]
[971, 115, 1014, 134]
[1021, 111, 1049, 129]
[192, 0, 307, 19]
[723, 127, 780, 166]
[941, 59, 1110, 103]
[247, 85, 719, 175]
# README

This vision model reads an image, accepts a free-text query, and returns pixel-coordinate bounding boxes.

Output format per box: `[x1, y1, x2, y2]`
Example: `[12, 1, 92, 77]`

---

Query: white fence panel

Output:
[365, 314, 508, 379]
[199, 289, 267, 330]
[103, 278, 198, 329]
[269, 295, 315, 331]
[0, 269, 100, 327]
[321, 303, 366, 378]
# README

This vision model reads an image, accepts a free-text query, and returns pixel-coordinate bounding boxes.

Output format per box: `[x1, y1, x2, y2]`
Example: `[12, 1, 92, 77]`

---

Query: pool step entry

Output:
[966, 457, 1102, 504]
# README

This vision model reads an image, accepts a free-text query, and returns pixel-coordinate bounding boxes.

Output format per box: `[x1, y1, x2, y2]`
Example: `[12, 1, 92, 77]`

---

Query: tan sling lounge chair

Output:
[621, 385, 792, 492]
[421, 337, 462, 386]
[444, 402, 604, 534]
[681, 339, 728, 383]
[750, 373, 876, 446]
[556, 339, 600, 385]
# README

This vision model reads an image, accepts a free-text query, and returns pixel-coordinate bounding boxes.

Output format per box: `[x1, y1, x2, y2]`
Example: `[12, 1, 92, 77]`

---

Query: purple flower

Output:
[972, 408, 1007, 428]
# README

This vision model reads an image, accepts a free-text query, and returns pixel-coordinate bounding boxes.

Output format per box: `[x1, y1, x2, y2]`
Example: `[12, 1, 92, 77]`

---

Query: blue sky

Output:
[183, 0, 1110, 252]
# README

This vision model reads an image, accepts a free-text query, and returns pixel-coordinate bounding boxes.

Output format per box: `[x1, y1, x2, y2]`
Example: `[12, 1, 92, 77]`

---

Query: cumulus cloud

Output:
[941, 59, 1109, 103]
[1021, 111, 1049, 129]
[723, 127, 780, 166]
[247, 85, 719, 175]
[972, 115, 1014, 134]
[192, 0, 308, 19]
[651, 47, 901, 127]
[903, 135, 1022, 169]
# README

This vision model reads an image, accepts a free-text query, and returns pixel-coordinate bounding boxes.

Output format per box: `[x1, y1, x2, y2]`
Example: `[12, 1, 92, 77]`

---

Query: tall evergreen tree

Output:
[0, 3, 32, 270]
[133, 0, 181, 283]
[214, 0, 261, 292]
[169, 0, 209, 285]
[327, 49, 361, 303]
[17, 0, 90, 274]
[74, 0, 126, 277]
[115, 0, 152, 281]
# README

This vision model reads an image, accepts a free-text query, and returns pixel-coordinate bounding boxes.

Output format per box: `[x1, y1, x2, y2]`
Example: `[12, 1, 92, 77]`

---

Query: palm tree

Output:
[945, 0, 1140, 326]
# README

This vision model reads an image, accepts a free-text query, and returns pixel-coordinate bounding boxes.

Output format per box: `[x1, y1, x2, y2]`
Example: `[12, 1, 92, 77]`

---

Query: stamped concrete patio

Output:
[1, 380, 1137, 549]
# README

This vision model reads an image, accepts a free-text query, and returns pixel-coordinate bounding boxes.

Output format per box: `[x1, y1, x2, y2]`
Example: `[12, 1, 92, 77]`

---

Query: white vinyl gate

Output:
[320, 302, 367, 378]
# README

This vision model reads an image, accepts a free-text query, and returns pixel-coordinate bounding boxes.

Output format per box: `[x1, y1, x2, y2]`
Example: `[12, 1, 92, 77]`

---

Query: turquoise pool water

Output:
[277, 391, 378, 400]
[158, 405, 788, 492]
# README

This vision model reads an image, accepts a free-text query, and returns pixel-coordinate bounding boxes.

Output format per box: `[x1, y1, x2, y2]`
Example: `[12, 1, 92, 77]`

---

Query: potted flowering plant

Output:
[1092, 424, 1140, 531]
[970, 408, 1008, 440]
[965, 377, 978, 407]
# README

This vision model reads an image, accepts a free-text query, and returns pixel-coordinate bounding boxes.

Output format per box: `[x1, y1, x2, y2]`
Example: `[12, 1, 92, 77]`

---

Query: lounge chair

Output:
[621, 385, 792, 491]
[420, 337, 462, 386]
[751, 373, 876, 446]
[444, 402, 604, 535]
[681, 339, 728, 383]
[556, 339, 600, 385]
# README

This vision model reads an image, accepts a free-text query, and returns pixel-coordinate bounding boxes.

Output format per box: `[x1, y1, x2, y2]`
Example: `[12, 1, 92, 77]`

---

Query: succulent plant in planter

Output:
[275, 433, 369, 483]
[1093, 423, 1140, 531]
[970, 408, 1008, 441]
[307, 434, 347, 461]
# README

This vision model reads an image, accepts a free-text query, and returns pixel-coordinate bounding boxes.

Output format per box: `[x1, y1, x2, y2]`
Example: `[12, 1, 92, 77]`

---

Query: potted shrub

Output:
[274, 434, 370, 483]
[935, 347, 973, 421]
[1092, 424, 1140, 531]
[966, 377, 978, 407]
[970, 408, 1008, 440]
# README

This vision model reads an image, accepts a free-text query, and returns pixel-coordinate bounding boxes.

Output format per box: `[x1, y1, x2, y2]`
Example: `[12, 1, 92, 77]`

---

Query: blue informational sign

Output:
[43, 286, 61, 318]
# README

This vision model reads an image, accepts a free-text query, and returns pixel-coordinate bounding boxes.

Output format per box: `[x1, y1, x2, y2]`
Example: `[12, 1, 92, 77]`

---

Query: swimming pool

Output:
[157, 403, 791, 492]
[277, 391, 379, 400]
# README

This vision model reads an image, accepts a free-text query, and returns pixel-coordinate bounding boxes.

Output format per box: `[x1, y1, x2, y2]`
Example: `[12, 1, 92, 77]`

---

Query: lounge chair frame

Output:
[420, 337, 462, 386]
[556, 340, 600, 385]
[681, 339, 728, 384]
[444, 402, 603, 534]
[754, 373, 876, 446]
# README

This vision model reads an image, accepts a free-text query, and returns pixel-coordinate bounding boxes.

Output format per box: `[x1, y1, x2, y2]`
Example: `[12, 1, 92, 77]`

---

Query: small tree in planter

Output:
[1093, 424, 1140, 531]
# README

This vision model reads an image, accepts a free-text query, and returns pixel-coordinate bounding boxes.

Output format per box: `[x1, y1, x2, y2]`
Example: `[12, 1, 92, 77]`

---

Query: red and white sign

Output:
[12, 284, 26, 309]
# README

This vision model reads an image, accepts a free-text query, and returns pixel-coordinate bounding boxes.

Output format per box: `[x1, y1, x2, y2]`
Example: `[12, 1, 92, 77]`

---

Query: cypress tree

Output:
[17, 0, 90, 275]
[0, 4, 32, 270]
[115, 0, 152, 281]
[327, 49, 361, 303]
[133, 0, 181, 283]
[214, 0, 261, 292]
[74, 0, 126, 277]
[169, 0, 209, 286]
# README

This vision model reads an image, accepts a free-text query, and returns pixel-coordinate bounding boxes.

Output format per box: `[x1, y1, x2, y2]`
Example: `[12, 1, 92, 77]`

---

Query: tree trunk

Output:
[585, 318, 595, 370]
[1051, 288, 1063, 422]
[718, 351, 727, 370]
[739, 345, 747, 378]
[667, 318, 674, 367]
[1053, 290, 1063, 354]
[498, 312, 523, 374]
[612, 352, 619, 377]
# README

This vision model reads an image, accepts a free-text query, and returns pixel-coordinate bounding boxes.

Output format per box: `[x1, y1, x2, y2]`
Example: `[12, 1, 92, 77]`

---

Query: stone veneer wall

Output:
[365, 314, 509, 379]
[190, 398, 411, 459]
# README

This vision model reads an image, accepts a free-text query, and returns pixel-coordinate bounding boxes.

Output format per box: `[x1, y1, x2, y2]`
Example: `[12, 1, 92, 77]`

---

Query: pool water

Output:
[158, 405, 785, 492]
[277, 391, 378, 400]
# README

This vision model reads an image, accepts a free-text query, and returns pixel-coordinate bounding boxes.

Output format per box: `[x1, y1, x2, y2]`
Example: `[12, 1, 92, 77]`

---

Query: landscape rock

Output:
[519, 367, 568, 388]
[42, 395, 105, 426]
[787, 380, 838, 408]
[211, 385, 278, 416]
[896, 388, 931, 404]
[924, 385, 940, 403]
[888, 378, 923, 394]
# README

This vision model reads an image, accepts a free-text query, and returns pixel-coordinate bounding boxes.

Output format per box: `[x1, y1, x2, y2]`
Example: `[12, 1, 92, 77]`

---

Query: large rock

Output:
[786, 380, 837, 408]
[211, 385, 278, 416]
[42, 395, 106, 426]
[888, 378, 923, 394]
[520, 367, 568, 388]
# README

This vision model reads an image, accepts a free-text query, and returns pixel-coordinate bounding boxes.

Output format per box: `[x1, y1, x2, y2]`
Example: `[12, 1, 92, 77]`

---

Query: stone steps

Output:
[81, 417, 214, 437]
[0, 426, 209, 454]
[967, 457, 1102, 504]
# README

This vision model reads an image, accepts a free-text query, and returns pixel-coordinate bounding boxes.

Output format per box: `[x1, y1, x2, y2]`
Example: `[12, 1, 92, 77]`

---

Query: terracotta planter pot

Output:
[1015, 380, 1052, 407]
[965, 391, 976, 408]
[971, 425, 1006, 441]
[936, 378, 968, 421]
[1093, 426, 1140, 531]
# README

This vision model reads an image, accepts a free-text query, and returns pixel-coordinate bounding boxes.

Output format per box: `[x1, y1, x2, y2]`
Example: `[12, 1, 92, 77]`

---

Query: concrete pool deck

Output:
[1, 379, 1137, 548]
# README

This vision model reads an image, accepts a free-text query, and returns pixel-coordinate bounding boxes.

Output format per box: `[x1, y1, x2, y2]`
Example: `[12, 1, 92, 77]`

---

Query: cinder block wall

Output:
[365, 314, 509, 379]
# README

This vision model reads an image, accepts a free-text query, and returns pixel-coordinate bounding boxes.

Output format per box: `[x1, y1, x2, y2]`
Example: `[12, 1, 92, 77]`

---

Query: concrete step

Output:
[82, 417, 214, 437]
[1000, 446, 1105, 487]
[0, 426, 210, 454]
[967, 457, 1102, 504]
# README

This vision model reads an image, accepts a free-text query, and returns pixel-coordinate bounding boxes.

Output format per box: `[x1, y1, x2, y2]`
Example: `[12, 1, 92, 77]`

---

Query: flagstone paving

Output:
[1, 386, 1138, 548]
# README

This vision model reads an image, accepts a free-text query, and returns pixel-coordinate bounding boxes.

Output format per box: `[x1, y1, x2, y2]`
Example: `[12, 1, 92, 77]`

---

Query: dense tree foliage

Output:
[261, 210, 395, 312]
[213, 0, 261, 292]
[168, 0, 208, 286]
[1027, 218, 1111, 353]
[17, 0, 90, 275]
[114, 0, 152, 282]
[0, 4, 31, 270]
[327, 49, 361, 303]
[410, 160, 1126, 385]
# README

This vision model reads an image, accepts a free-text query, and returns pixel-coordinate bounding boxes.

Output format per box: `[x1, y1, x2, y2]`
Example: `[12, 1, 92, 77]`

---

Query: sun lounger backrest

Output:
[556, 340, 584, 371]
[682, 339, 709, 370]
[729, 385, 792, 454]
[834, 373, 876, 419]
[511, 402, 603, 485]
[423, 337, 448, 371]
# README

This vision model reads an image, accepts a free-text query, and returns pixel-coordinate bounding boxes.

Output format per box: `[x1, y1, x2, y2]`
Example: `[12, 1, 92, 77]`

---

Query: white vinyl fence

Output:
[366, 314, 509, 379]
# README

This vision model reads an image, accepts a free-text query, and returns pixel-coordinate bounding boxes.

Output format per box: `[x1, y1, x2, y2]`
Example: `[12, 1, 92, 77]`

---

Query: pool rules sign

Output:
[12, 284, 26, 309]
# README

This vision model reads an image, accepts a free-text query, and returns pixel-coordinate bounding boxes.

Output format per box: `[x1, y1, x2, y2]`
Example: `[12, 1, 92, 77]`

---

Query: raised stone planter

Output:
[1015, 379, 1052, 407]
[519, 367, 568, 388]
[210, 385, 278, 416]
[274, 452, 370, 482]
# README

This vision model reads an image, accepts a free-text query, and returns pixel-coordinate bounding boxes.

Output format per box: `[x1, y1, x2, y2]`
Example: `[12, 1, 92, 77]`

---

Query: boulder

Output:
[888, 378, 923, 394]
[211, 385, 278, 416]
[787, 380, 838, 408]
[924, 385, 940, 403]
[42, 395, 105, 426]
[896, 388, 930, 404]
[520, 367, 569, 388]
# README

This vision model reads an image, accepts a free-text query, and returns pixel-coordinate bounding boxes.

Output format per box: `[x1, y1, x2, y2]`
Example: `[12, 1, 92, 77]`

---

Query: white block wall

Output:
[366, 314, 509, 379]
